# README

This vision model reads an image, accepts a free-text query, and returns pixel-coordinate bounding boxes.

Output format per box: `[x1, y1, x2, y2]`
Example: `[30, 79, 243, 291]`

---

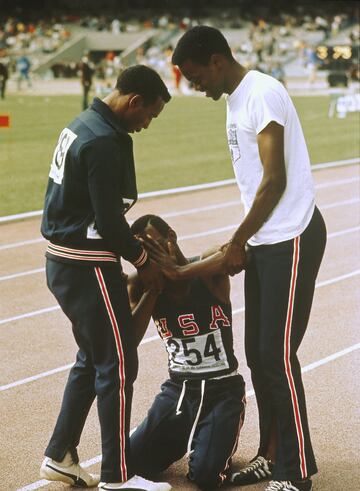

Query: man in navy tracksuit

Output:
[40, 65, 172, 491]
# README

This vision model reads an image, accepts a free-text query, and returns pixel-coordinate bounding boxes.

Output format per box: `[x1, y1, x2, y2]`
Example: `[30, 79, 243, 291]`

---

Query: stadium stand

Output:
[0, 0, 358, 95]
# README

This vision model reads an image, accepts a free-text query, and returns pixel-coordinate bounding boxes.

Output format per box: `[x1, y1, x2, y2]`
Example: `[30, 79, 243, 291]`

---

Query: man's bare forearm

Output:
[175, 251, 227, 279]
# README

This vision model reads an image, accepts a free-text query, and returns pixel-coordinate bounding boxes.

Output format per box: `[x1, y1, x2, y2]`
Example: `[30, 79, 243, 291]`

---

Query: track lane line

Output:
[0, 226, 359, 327]
[1, 158, 359, 225]
[1, 196, 358, 283]
[0, 267, 45, 282]
[16, 340, 360, 491]
[1, 176, 359, 251]
[1, 269, 359, 392]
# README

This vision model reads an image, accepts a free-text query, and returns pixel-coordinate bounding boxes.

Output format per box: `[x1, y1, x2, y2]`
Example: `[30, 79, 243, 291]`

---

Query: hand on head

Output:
[141, 234, 180, 281]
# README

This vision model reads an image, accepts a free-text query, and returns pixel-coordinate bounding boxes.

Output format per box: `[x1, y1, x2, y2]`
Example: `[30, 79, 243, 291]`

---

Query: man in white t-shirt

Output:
[172, 26, 326, 491]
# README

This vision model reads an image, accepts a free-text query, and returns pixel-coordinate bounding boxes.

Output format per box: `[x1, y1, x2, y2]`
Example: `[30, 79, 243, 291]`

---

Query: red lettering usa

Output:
[210, 305, 231, 330]
[178, 314, 200, 336]
[155, 318, 172, 339]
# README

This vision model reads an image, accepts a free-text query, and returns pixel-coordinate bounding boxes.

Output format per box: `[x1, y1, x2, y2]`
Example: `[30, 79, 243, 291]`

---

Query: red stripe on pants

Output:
[283, 237, 307, 478]
[95, 267, 127, 482]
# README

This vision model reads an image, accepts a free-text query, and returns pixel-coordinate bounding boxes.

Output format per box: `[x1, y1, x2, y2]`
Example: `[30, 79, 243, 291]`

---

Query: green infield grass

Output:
[0, 94, 358, 217]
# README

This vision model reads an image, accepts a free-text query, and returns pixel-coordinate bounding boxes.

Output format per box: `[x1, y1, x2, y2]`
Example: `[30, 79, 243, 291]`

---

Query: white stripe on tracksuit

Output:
[95, 267, 127, 482]
[283, 237, 307, 479]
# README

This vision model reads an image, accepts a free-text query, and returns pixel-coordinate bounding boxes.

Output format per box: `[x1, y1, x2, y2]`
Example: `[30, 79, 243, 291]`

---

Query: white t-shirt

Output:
[226, 70, 315, 245]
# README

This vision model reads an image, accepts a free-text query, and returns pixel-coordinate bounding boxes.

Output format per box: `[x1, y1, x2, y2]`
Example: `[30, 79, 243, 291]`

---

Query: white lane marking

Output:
[160, 196, 360, 218]
[0, 363, 73, 392]
[1, 268, 359, 392]
[180, 224, 360, 242]
[1, 174, 359, 251]
[0, 306, 60, 326]
[2, 158, 359, 225]
[16, 340, 360, 491]
[315, 176, 359, 189]
[321, 198, 359, 210]
[327, 226, 360, 238]
[311, 158, 359, 170]
[162, 200, 241, 218]
[0, 267, 45, 282]
[0, 237, 45, 251]
[0, 225, 359, 328]
[1, 197, 358, 283]
[302, 343, 360, 372]
[0, 334, 162, 392]
[316, 270, 360, 287]
[180, 224, 236, 240]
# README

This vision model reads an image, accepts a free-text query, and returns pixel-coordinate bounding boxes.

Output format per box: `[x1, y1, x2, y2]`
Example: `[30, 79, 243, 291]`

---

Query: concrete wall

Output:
[34, 30, 156, 74]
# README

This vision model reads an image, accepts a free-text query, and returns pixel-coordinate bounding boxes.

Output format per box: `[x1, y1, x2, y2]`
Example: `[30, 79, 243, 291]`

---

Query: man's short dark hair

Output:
[116, 65, 171, 105]
[172, 26, 233, 66]
[131, 214, 171, 237]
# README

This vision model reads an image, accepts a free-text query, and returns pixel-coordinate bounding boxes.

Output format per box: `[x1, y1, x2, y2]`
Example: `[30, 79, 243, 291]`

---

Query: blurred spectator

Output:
[270, 61, 286, 86]
[172, 64, 182, 92]
[303, 43, 320, 84]
[16, 54, 31, 90]
[0, 58, 9, 98]
[111, 18, 121, 35]
[79, 55, 94, 110]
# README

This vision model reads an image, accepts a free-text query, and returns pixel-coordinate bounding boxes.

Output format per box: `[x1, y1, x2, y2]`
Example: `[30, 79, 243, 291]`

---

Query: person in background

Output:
[79, 54, 94, 110]
[0, 58, 9, 99]
[16, 54, 31, 90]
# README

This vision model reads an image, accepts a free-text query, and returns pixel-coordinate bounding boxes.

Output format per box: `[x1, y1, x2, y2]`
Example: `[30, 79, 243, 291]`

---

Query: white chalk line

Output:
[0, 224, 359, 327]
[2, 157, 359, 225]
[16, 339, 360, 491]
[315, 176, 359, 189]
[180, 224, 360, 242]
[2, 268, 359, 393]
[0, 306, 60, 327]
[0, 267, 45, 282]
[1, 172, 359, 251]
[1, 196, 358, 283]
[0, 237, 45, 251]
[0, 334, 160, 392]
[0, 196, 358, 253]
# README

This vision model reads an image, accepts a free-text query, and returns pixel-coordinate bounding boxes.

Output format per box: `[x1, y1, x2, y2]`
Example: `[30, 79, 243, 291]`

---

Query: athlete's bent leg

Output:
[188, 376, 246, 490]
[130, 379, 191, 477]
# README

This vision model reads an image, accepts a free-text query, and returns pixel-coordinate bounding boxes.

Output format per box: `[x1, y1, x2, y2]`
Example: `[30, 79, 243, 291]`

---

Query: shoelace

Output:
[266, 481, 296, 491]
[241, 457, 267, 475]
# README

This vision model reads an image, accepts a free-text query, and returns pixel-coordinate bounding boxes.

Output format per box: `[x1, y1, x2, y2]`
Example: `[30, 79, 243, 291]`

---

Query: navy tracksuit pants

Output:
[245, 206, 326, 480]
[130, 375, 246, 490]
[44, 260, 138, 483]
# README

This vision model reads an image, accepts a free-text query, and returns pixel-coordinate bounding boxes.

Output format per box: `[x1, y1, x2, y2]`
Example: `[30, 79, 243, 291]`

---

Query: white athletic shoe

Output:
[40, 451, 100, 487]
[98, 475, 172, 490]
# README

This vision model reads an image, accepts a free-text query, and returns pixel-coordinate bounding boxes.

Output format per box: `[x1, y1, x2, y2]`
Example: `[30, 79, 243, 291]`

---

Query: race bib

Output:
[49, 128, 77, 185]
[165, 330, 229, 374]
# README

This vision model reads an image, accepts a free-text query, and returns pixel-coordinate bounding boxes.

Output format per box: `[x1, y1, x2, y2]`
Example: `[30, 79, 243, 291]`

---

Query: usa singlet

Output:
[152, 277, 238, 381]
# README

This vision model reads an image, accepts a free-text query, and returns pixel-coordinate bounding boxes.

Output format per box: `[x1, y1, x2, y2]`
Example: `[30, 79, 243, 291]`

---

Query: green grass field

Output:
[0, 94, 358, 217]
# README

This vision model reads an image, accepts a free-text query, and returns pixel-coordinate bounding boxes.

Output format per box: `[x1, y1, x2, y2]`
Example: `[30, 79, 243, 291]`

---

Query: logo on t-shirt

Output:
[227, 124, 241, 165]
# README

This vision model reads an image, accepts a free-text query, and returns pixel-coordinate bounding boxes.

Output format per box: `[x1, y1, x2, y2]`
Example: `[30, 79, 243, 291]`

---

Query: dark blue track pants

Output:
[44, 260, 138, 483]
[130, 375, 246, 490]
[245, 206, 326, 480]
